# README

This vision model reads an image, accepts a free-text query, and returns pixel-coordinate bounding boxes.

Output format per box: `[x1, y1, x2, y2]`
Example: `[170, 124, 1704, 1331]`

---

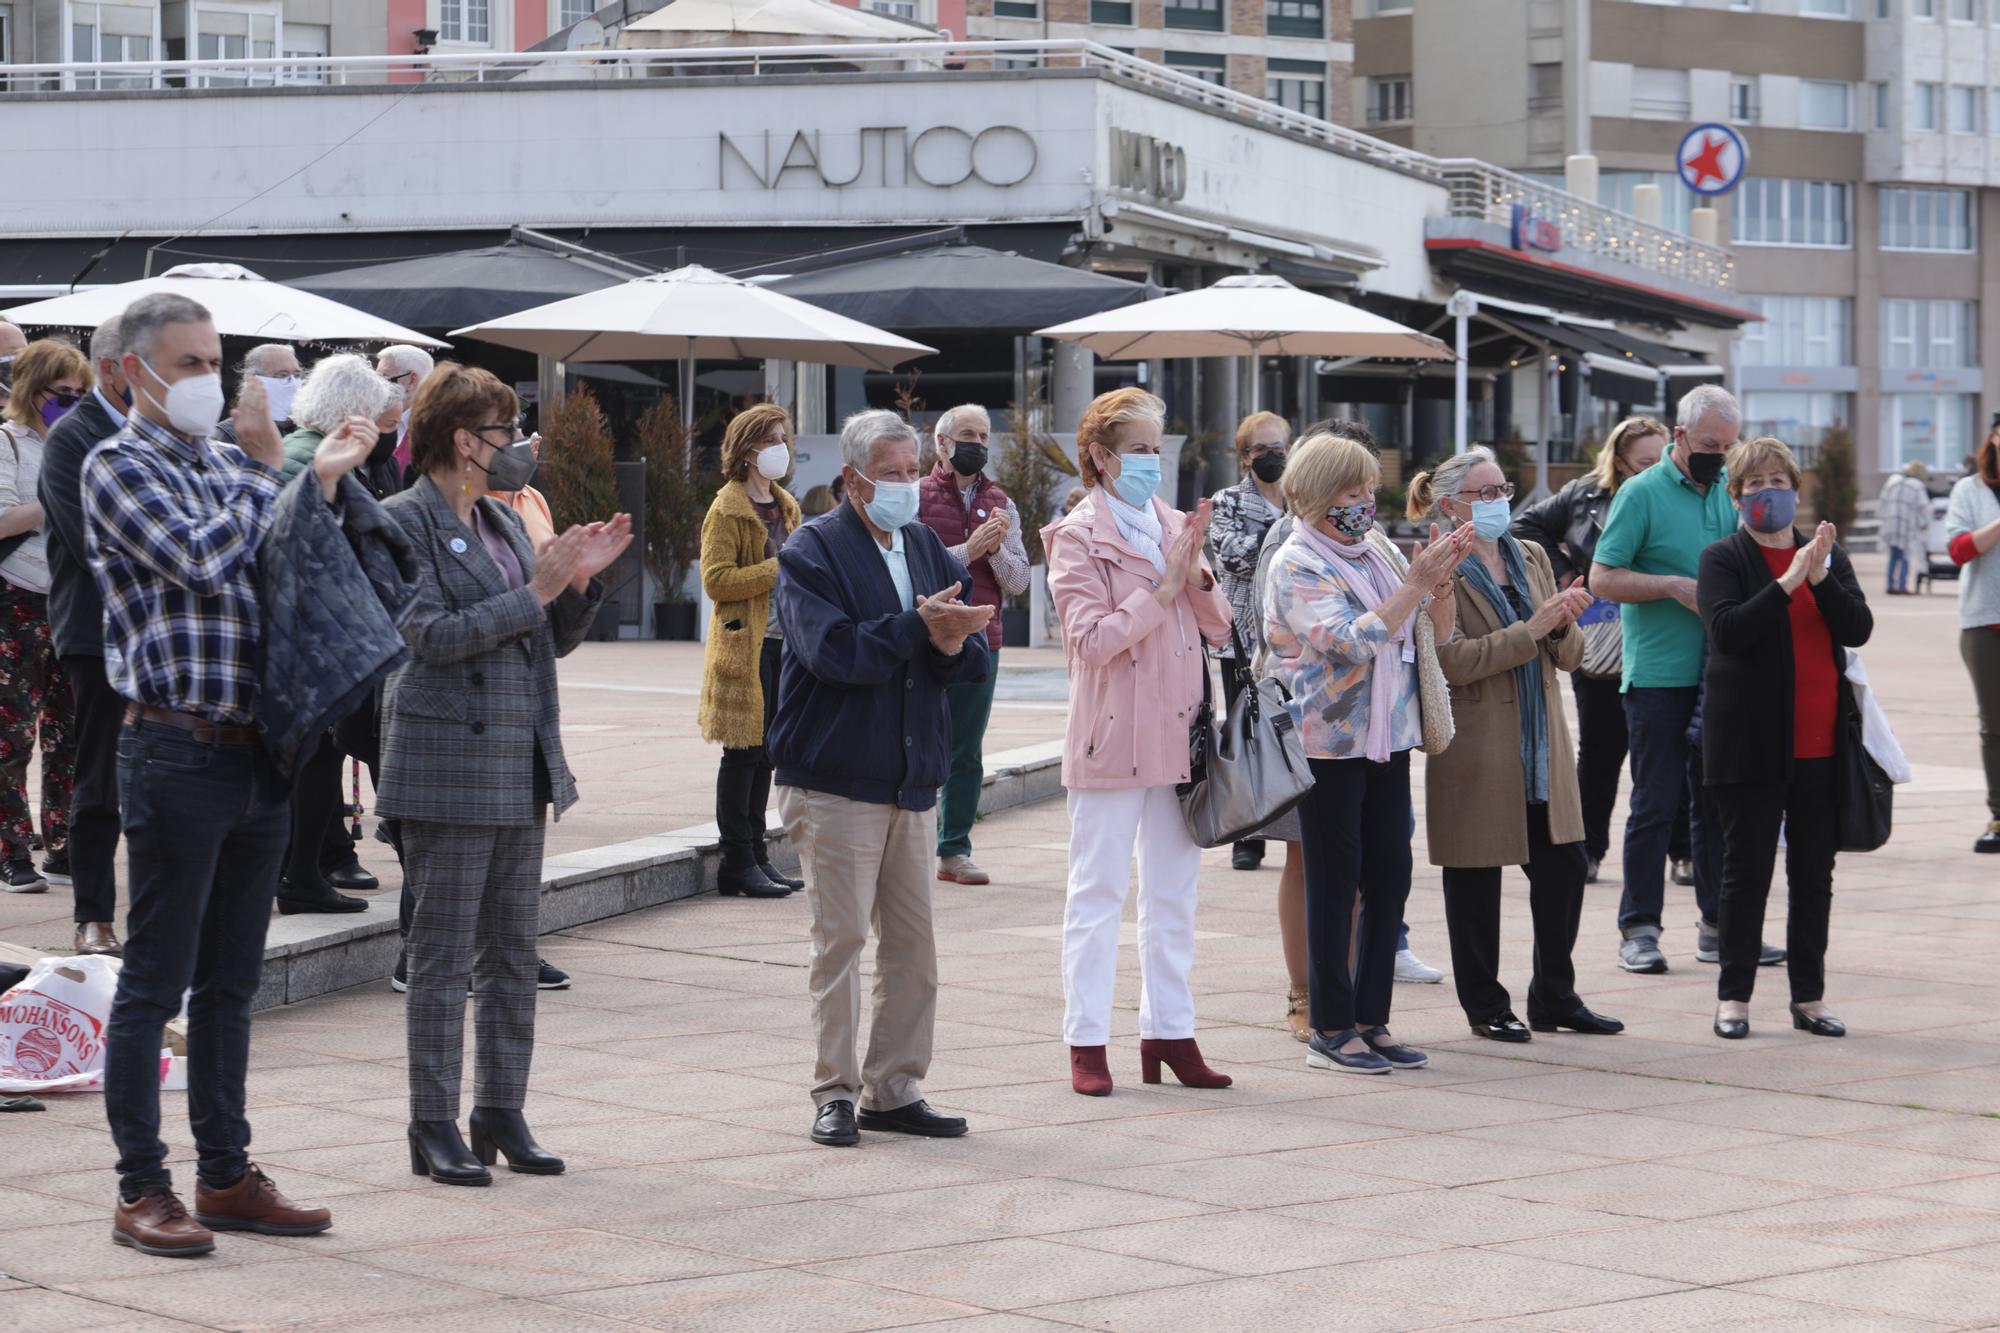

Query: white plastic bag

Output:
[1845, 652, 1911, 785]
[0, 955, 184, 1094]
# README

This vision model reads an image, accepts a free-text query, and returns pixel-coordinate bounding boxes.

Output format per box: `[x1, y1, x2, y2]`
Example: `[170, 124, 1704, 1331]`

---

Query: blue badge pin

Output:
[449, 537, 468, 554]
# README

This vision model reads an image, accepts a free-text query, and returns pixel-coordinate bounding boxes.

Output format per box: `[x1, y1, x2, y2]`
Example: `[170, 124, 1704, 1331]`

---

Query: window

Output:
[1873, 82, 1890, 129]
[1951, 0, 1979, 18]
[993, 0, 1037, 13]
[1891, 394, 1973, 469]
[1732, 178, 1852, 247]
[1529, 62, 1562, 114]
[1799, 80, 1851, 129]
[1266, 0, 1323, 36]
[1800, 0, 1849, 12]
[1914, 82, 1939, 130]
[1090, 0, 1133, 17]
[1163, 0, 1224, 30]
[1950, 85, 1980, 132]
[1744, 392, 1849, 458]
[866, 0, 919, 17]
[1881, 186, 1975, 250]
[1163, 50, 1226, 84]
[438, 0, 491, 44]
[70, 3, 155, 88]
[558, 0, 595, 22]
[1913, 0, 1936, 12]
[0, 6, 11, 64]
[1729, 77, 1758, 124]
[1371, 0, 1412, 11]
[1267, 58, 1325, 118]
[1630, 67, 1691, 120]
[1734, 296, 1851, 367]
[1369, 76, 1412, 124]
[1883, 300, 1976, 367]
[279, 21, 329, 84]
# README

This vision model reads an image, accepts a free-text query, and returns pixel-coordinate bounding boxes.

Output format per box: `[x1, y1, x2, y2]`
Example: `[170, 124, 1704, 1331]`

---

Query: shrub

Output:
[634, 396, 713, 603]
[536, 387, 619, 534]
[1816, 423, 1859, 532]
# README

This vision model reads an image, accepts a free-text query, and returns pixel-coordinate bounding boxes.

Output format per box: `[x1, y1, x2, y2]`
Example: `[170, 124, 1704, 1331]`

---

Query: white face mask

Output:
[754, 443, 790, 480]
[256, 374, 300, 424]
[138, 358, 226, 438]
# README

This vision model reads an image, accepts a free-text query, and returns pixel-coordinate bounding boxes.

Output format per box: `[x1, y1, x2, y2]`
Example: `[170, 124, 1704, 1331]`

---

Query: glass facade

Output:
[1732, 178, 1850, 247]
[1734, 296, 1850, 367]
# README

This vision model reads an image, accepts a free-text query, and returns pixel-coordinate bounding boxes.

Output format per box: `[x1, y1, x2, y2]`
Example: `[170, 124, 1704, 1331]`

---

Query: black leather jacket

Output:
[1511, 475, 1611, 586]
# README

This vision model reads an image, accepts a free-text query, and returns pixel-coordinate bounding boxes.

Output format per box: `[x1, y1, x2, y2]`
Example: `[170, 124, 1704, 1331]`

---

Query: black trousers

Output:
[1571, 673, 1627, 862]
[1298, 752, 1412, 1034]
[715, 638, 782, 868]
[1713, 757, 1837, 1004]
[1965, 628, 2000, 820]
[1440, 803, 1585, 1025]
[283, 734, 345, 890]
[61, 654, 121, 925]
[1220, 662, 1263, 854]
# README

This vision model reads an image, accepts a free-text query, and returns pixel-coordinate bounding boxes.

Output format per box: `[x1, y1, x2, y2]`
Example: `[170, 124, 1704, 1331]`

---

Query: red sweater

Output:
[1760, 545, 1838, 759]
[1948, 531, 2000, 628]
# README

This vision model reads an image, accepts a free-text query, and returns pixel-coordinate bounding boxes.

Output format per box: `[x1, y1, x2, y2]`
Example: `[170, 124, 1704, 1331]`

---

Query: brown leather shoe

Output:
[75, 922, 120, 956]
[193, 1163, 332, 1236]
[113, 1188, 215, 1257]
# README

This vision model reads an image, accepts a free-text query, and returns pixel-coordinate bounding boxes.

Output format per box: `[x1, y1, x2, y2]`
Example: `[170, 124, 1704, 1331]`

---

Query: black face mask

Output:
[1687, 450, 1724, 486]
[368, 429, 397, 465]
[1250, 452, 1286, 484]
[950, 440, 988, 477]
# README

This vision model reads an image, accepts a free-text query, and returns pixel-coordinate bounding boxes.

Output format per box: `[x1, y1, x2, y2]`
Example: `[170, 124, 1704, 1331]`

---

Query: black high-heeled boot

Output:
[469, 1107, 565, 1175]
[408, 1120, 492, 1186]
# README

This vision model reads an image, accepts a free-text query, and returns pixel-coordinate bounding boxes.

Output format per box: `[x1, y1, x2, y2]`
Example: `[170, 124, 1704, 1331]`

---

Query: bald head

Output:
[0, 321, 26, 358]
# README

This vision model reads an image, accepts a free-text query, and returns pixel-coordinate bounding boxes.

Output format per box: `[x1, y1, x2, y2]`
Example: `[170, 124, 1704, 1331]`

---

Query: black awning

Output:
[289, 236, 653, 332]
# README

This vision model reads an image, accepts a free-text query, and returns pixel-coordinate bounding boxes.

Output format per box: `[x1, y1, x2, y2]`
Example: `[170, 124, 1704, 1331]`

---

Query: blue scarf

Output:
[1457, 534, 1550, 803]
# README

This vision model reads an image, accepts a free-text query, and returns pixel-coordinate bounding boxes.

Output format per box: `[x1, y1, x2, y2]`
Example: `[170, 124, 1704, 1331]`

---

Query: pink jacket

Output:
[1043, 489, 1232, 790]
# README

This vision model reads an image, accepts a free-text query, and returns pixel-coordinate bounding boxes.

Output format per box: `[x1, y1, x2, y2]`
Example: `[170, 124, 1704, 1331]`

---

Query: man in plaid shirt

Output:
[83, 292, 376, 1258]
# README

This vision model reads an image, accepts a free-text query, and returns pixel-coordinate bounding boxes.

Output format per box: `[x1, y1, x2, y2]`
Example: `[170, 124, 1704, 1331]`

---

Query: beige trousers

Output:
[778, 786, 939, 1111]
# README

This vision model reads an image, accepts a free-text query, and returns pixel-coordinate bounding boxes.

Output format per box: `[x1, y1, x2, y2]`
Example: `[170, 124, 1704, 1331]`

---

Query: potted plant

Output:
[1815, 423, 1858, 531]
[993, 374, 1075, 648]
[634, 396, 709, 640]
[536, 387, 623, 637]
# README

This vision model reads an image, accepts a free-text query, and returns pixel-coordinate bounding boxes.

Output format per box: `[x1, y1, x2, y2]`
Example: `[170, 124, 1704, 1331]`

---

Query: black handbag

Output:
[1178, 622, 1314, 849]
[1834, 669, 1893, 853]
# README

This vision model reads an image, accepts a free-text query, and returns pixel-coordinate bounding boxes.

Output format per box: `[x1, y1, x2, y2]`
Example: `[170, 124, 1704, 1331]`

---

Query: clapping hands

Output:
[528, 515, 634, 605]
[917, 581, 995, 655]
[1527, 582, 1595, 639]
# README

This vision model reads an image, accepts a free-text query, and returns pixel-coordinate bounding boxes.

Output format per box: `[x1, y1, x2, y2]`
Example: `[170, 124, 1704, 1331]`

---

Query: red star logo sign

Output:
[1682, 134, 1731, 190]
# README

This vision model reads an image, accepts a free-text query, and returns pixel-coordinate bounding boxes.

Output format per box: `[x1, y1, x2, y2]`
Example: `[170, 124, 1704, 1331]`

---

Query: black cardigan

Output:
[1510, 474, 1612, 586]
[1696, 527, 1873, 787]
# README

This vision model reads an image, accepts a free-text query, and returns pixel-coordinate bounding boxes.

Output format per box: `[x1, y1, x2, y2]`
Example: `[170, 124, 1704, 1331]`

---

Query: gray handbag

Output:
[1179, 622, 1315, 849]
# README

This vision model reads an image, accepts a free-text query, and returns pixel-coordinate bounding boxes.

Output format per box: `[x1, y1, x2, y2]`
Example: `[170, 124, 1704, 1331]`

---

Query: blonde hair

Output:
[721, 403, 792, 481]
[1281, 430, 1381, 520]
[1590, 416, 1669, 493]
[1075, 387, 1165, 488]
[1406, 446, 1498, 524]
[1233, 410, 1289, 468]
[1725, 436, 1801, 501]
[3, 338, 92, 432]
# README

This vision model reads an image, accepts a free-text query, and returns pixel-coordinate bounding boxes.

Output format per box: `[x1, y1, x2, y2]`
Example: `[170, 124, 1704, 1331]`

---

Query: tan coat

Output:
[1425, 539, 1585, 868]
[697, 480, 800, 749]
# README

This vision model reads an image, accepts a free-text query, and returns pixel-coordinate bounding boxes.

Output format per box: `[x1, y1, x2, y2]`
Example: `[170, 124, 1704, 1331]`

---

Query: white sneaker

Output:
[1394, 949, 1443, 984]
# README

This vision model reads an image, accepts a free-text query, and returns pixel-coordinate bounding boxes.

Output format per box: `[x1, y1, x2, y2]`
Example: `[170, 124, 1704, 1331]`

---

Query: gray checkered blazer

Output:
[373, 478, 599, 827]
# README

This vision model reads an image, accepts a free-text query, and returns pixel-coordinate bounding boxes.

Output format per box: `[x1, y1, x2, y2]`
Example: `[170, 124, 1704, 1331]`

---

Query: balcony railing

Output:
[1439, 160, 1736, 292]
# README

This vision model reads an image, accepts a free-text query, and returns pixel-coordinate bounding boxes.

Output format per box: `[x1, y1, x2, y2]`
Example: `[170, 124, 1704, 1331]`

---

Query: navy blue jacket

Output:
[769, 503, 990, 811]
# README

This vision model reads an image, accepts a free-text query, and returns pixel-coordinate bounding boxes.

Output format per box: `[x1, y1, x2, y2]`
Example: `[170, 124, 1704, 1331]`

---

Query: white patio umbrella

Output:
[618, 0, 937, 46]
[2, 263, 446, 347]
[1037, 273, 1451, 410]
[449, 263, 936, 434]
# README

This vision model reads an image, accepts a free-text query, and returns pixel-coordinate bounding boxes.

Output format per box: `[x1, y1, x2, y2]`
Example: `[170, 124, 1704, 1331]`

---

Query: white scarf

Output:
[1103, 490, 1166, 573]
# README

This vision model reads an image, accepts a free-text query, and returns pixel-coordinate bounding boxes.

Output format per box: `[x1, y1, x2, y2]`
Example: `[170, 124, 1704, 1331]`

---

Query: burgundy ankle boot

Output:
[1069, 1045, 1113, 1096]
[1139, 1037, 1232, 1088]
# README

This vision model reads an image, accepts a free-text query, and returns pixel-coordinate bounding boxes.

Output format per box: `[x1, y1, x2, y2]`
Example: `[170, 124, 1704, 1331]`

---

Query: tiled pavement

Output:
[2, 556, 1998, 1330]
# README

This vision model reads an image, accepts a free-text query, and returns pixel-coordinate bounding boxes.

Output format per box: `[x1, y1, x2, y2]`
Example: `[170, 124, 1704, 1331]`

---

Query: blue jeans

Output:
[104, 721, 289, 1199]
[1617, 687, 1720, 934]
[1886, 544, 1910, 593]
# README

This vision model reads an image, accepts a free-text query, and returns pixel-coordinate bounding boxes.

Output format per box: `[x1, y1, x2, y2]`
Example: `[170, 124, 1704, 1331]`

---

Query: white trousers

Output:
[1062, 785, 1202, 1046]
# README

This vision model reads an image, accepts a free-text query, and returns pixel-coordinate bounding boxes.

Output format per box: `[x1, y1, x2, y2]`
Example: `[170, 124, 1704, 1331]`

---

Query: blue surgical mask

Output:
[1468, 497, 1512, 540]
[861, 475, 920, 531]
[1110, 452, 1161, 509]
[1742, 486, 1797, 534]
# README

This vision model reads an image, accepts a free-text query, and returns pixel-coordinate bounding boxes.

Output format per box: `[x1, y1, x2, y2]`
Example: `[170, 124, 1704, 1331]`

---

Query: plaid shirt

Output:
[81, 413, 283, 724]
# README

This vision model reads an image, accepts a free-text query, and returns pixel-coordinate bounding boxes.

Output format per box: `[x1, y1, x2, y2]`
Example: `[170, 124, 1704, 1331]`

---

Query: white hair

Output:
[292, 353, 399, 433]
[377, 344, 435, 382]
[1677, 383, 1740, 432]
[239, 343, 295, 380]
[935, 403, 991, 442]
[1409, 445, 1500, 525]
[839, 408, 918, 471]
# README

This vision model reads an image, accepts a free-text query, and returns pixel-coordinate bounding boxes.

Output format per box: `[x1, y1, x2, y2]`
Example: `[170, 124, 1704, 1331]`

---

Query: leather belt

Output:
[124, 702, 259, 748]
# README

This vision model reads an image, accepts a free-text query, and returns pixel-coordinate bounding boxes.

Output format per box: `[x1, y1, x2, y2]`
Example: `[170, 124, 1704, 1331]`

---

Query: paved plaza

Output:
[2, 555, 1998, 1330]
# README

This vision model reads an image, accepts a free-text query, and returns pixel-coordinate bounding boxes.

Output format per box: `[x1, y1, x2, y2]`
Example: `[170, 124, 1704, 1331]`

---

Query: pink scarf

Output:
[1296, 521, 1412, 763]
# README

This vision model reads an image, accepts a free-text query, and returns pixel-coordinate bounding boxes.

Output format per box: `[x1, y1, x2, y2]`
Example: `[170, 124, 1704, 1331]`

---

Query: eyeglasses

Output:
[1459, 481, 1516, 504]
[474, 422, 525, 442]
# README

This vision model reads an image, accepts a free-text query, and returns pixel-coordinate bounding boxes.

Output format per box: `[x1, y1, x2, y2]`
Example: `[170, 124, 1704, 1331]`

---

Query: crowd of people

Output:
[1, 291, 1996, 1258]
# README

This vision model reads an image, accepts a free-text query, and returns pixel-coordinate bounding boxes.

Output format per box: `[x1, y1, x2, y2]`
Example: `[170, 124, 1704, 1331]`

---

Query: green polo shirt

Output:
[1592, 454, 1738, 691]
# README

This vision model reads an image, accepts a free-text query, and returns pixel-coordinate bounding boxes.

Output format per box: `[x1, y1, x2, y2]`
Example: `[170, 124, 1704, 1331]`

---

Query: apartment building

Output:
[963, 0, 1354, 125]
[1355, 0, 2000, 481]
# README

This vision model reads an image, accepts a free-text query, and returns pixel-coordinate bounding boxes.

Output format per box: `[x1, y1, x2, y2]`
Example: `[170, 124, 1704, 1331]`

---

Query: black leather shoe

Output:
[277, 877, 368, 915]
[1529, 1006, 1626, 1035]
[1976, 821, 2000, 854]
[322, 854, 379, 893]
[1713, 1011, 1750, 1040]
[756, 856, 804, 892]
[1469, 1012, 1532, 1043]
[718, 861, 790, 899]
[408, 1120, 492, 1185]
[1230, 842, 1263, 871]
[469, 1106, 565, 1174]
[1790, 1003, 1847, 1038]
[856, 1099, 968, 1138]
[811, 1099, 860, 1147]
